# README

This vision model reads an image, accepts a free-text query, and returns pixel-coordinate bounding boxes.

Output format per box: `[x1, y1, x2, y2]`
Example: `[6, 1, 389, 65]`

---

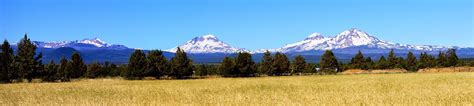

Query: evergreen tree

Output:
[437, 51, 447, 67]
[1, 40, 15, 83]
[220, 56, 234, 77]
[70, 52, 86, 78]
[15, 34, 42, 82]
[234, 52, 256, 77]
[406, 51, 417, 72]
[446, 49, 459, 67]
[376, 56, 388, 69]
[320, 50, 339, 74]
[418, 52, 436, 69]
[85, 62, 101, 78]
[42, 60, 58, 82]
[169, 48, 193, 79]
[259, 51, 273, 75]
[56, 57, 70, 82]
[272, 52, 290, 76]
[350, 51, 366, 69]
[146, 50, 169, 78]
[396, 57, 406, 69]
[388, 49, 397, 69]
[196, 64, 208, 76]
[418, 52, 428, 69]
[125, 49, 147, 79]
[365, 57, 374, 70]
[291, 55, 306, 75]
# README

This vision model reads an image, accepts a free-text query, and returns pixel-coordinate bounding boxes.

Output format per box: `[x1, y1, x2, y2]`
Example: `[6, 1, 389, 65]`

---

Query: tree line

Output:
[0, 35, 472, 83]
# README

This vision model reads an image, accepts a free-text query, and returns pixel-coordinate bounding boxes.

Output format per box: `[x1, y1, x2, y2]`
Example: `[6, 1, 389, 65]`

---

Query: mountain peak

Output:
[334, 28, 380, 46]
[32, 38, 129, 50]
[201, 34, 217, 39]
[305, 32, 325, 40]
[168, 34, 250, 53]
[78, 37, 108, 47]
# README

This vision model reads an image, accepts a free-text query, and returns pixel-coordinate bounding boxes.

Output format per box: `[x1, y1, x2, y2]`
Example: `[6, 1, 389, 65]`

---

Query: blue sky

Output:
[1, 0, 473, 50]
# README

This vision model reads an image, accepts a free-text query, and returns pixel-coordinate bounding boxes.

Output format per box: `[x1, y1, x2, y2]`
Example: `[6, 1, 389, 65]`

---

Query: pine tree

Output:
[388, 49, 397, 69]
[320, 50, 339, 74]
[196, 64, 208, 76]
[170, 48, 193, 79]
[57, 57, 70, 82]
[234, 52, 256, 77]
[272, 52, 290, 76]
[220, 56, 234, 77]
[350, 50, 366, 69]
[365, 57, 374, 70]
[42, 60, 58, 82]
[70, 52, 86, 78]
[376, 56, 388, 69]
[146, 50, 169, 78]
[1, 40, 15, 83]
[446, 49, 459, 67]
[259, 51, 273, 75]
[418, 52, 428, 69]
[437, 51, 447, 67]
[291, 55, 306, 75]
[15, 34, 42, 82]
[125, 49, 148, 79]
[85, 62, 101, 78]
[406, 51, 417, 72]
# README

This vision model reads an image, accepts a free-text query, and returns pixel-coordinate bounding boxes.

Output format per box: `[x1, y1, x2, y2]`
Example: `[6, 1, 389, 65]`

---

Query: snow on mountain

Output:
[167, 34, 251, 53]
[261, 28, 454, 53]
[33, 38, 129, 50]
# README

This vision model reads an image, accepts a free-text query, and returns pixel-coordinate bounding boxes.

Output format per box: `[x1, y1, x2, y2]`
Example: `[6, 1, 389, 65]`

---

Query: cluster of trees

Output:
[0, 35, 471, 83]
[346, 49, 461, 72]
[122, 48, 193, 79]
[217, 50, 339, 77]
[0, 35, 123, 83]
[1, 35, 43, 83]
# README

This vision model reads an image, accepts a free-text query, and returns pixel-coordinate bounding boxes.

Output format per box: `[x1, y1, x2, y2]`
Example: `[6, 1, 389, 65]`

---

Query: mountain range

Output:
[13, 28, 474, 63]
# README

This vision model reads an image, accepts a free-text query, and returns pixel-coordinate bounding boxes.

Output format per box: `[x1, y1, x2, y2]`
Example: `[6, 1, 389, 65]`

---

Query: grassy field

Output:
[0, 72, 473, 105]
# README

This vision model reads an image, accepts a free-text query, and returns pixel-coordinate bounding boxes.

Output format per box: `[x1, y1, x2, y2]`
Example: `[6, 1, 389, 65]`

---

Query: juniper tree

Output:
[446, 49, 459, 67]
[234, 52, 256, 77]
[196, 64, 208, 76]
[405, 51, 417, 72]
[291, 55, 306, 75]
[220, 56, 234, 77]
[124, 49, 147, 79]
[350, 50, 366, 69]
[57, 57, 70, 82]
[437, 51, 447, 67]
[388, 49, 397, 69]
[259, 51, 273, 75]
[376, 56, 388, 69]
[85, 62, 101, 78]
[272, 52, 290, 76]
[146, 50, 169, 78]
[320, 50, 339, 74]
[365, 57, 374, 70]
[169, 48, 193, 79]
[42, 60, 58, 82]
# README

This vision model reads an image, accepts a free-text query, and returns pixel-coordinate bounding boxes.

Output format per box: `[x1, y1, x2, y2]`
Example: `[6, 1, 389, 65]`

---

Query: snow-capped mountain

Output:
[265, 28, 455, 53]
[33, 38, 129, 50]
[167, 34, 250, 54]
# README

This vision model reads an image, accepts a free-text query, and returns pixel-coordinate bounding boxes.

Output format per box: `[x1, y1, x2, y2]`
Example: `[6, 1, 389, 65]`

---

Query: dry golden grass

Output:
[342, 69, 407, 74]
[419, 67, 474, 73]
[0, 72, 473, 105]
